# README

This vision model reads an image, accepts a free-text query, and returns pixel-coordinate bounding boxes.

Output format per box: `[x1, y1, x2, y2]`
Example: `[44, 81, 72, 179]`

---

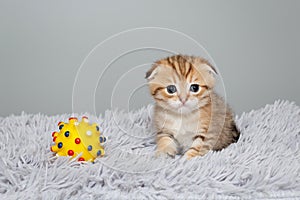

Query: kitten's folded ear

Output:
[196, 63, 218, 89]
[145, 64, 159, 81]
[202, 63, 218, 75]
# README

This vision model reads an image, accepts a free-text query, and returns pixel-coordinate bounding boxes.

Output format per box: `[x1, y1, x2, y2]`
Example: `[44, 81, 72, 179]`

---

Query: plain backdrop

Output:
[0, 0, 299, 117]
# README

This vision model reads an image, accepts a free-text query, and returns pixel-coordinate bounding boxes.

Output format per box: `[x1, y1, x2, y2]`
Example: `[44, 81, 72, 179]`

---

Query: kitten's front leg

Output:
[156, 132, 178, 158]
[184, 135, 210, 159]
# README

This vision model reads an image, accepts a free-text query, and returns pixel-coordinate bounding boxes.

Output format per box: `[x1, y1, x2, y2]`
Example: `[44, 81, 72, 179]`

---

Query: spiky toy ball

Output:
[50, 116, 106, 162]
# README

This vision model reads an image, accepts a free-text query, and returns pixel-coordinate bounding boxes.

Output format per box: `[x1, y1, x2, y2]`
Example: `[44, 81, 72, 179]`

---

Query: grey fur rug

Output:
[0, 100, 299, 199]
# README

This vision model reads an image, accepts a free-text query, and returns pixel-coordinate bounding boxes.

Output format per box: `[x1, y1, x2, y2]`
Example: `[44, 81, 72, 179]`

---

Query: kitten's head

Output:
[146, 55, 217, 114]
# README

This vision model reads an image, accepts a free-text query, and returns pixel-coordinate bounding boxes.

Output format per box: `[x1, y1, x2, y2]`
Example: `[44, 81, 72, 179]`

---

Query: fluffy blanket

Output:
[0, 100, 299, 199]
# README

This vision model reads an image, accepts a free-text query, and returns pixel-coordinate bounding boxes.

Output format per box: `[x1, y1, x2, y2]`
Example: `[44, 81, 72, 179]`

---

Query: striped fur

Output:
[146, 55, 240, 159]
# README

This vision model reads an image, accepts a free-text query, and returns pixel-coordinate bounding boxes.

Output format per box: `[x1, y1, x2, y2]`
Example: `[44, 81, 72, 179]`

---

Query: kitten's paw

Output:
[156, 136, 177, 158]
[184, 148, 208, 160]
[155, 147, 176, 158]
[184, 148, 199, 160]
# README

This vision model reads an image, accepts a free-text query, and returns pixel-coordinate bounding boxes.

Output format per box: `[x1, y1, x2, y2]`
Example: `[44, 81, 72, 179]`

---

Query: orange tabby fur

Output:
[146, 55, 240, 159]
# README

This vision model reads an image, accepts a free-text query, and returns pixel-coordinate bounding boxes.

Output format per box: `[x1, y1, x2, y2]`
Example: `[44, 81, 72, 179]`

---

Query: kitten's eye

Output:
[166, 85, 177, 94]
[190, 84, 200, 93]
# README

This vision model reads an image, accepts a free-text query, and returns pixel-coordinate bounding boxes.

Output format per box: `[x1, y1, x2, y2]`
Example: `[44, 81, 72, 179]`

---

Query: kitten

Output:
[146, 55, 240, 159]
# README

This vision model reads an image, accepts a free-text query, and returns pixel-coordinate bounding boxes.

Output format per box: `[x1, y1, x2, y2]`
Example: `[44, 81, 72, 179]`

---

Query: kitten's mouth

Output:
[176, 107, 192, 115]
[177, 101, 186, 107]
[177, 104, 191, 111]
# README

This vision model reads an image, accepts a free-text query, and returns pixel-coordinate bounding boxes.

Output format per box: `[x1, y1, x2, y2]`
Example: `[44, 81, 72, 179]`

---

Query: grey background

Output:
[0, 0, 299, 117]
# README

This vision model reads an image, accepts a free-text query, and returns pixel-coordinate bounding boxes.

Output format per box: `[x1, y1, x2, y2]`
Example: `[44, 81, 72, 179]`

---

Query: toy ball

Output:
[50, 116, 106, 162]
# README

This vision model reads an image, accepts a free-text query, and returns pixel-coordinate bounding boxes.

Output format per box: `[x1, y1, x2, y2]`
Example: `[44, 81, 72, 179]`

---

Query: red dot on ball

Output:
[50, 146, 53, 152]
[78, 157, 85, 161]
[75, 138, 81, 144]
[69, 117, 78, 121]
[52, 132, 56, 137]
[53, 137, 57, 142]
[68, 150, 74, 156]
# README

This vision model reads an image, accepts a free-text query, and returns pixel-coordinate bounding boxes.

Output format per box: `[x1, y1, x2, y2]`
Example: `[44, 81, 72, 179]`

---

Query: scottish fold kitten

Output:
[146, 55, 240, 159]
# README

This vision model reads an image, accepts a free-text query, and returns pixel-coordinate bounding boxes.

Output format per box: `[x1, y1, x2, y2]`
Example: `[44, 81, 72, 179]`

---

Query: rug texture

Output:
[0, 100, 299, 199]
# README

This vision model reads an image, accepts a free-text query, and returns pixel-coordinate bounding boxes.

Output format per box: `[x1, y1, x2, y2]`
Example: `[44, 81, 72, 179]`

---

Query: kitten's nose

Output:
[179, 97, 187, 104]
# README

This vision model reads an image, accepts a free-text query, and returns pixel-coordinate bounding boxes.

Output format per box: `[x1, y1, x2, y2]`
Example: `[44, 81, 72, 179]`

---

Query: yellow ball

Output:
[51, 116, 106, 162]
